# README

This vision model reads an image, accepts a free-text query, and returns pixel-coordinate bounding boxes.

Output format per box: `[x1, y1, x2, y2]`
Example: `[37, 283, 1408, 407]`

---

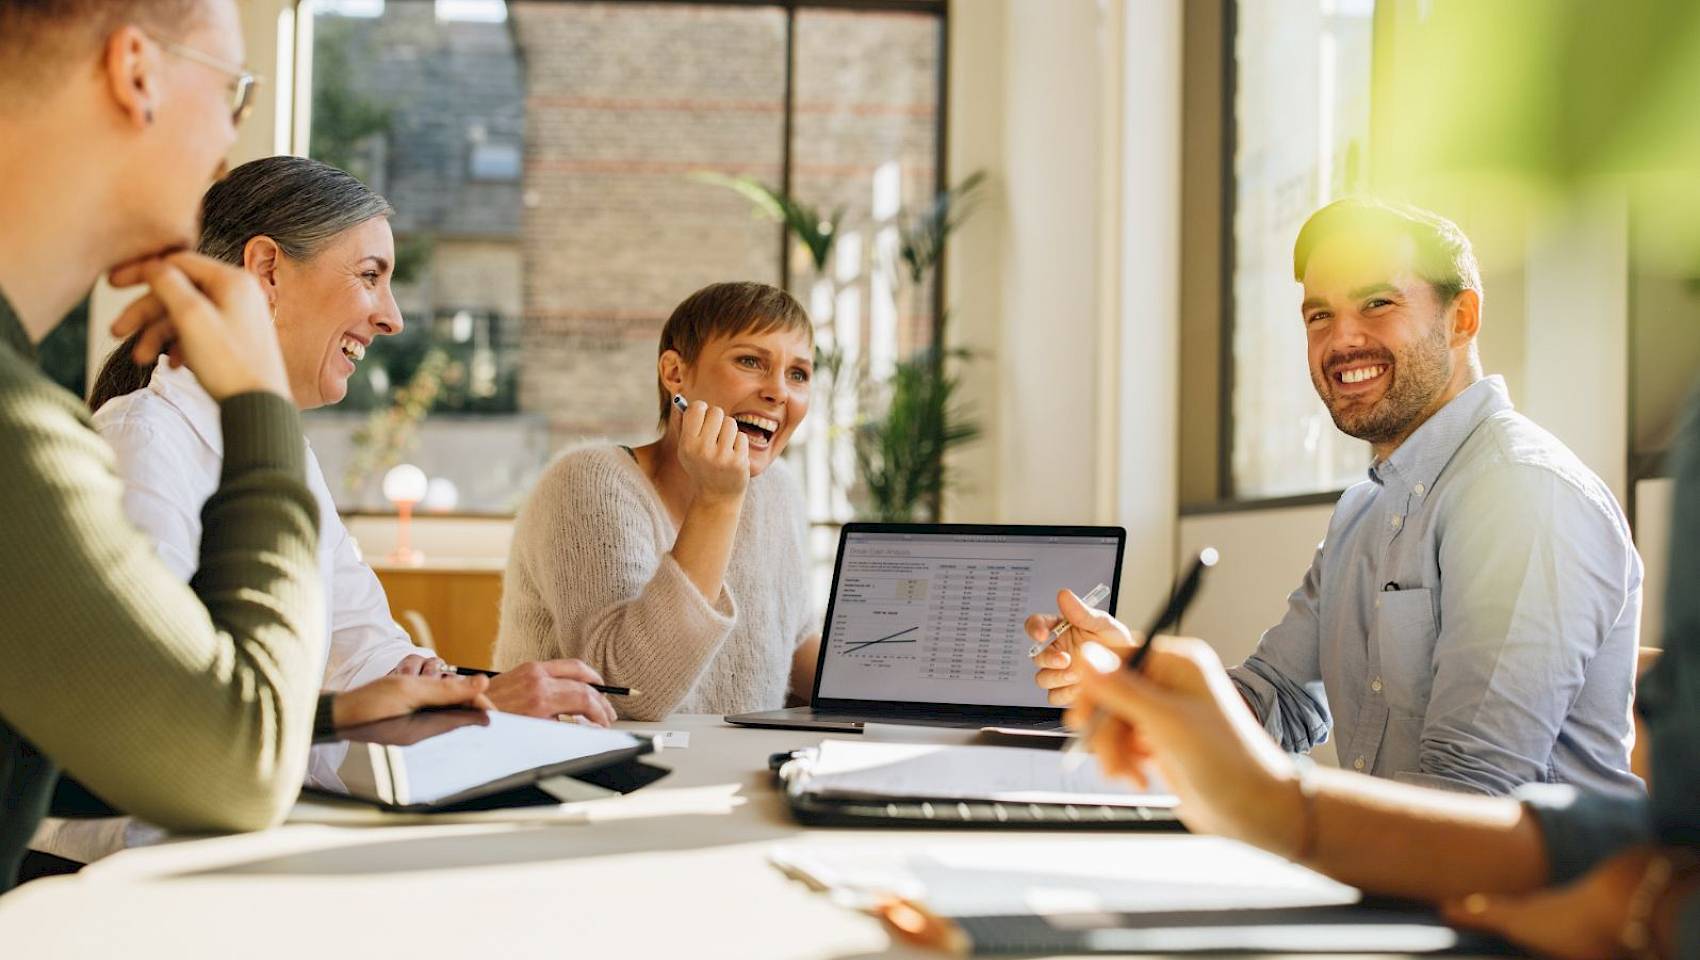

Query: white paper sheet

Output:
[802, 739, 1176, 807]
[771, 835, 1362, 916]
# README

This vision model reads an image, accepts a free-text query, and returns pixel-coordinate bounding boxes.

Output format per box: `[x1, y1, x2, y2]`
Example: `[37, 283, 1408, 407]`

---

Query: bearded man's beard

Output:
[1312, 319, 1452, 446]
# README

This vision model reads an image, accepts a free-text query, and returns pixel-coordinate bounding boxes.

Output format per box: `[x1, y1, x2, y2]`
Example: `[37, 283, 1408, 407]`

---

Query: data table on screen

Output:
[819, 533, 1120, 707]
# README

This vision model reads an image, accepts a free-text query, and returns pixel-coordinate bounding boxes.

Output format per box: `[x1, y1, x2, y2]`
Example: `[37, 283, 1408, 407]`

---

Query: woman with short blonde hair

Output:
[497, 281, 821, 720]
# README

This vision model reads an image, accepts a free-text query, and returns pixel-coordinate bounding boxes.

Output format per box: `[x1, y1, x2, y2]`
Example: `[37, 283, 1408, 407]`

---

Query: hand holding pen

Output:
[1027, 583, 1112, 659]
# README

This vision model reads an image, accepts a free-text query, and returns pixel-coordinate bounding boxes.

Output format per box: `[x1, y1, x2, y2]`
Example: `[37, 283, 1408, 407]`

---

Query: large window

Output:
[297, 0, 945, 518]
[1227, 0, 1375, 500]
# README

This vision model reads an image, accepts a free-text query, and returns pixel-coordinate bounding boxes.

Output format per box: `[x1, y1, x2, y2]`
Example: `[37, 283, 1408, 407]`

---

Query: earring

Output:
[144, 108, 154, 124]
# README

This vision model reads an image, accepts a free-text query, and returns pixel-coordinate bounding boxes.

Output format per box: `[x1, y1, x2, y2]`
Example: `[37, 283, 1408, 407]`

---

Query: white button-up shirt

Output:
[92, 363, 432, 691]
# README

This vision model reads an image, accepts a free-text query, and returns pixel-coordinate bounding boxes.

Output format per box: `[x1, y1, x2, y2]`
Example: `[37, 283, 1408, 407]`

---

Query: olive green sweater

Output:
[0, 290, 323, 892]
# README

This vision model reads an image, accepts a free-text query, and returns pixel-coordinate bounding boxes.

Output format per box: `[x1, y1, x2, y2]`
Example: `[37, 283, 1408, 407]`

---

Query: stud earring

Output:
[144, 108, 154, 124]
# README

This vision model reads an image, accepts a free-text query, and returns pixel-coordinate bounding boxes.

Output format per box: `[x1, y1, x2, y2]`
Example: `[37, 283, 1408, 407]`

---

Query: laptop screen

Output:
[815, 527, 1124, 708]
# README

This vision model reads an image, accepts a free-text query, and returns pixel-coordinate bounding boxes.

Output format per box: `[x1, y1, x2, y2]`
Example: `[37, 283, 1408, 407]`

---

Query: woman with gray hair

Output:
[87, 155, 616, 723]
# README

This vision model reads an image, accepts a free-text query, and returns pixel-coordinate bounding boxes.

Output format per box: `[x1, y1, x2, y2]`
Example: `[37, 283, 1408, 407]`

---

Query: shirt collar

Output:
[1369, 375, 1513, 493]
[147, 361, 224, 455]
[0, 287, 36, 362]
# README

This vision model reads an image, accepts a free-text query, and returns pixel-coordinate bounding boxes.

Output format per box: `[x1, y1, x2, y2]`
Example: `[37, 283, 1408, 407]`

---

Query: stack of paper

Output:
[771, 836, 1361, 917]
[801, 739, 1177, 808]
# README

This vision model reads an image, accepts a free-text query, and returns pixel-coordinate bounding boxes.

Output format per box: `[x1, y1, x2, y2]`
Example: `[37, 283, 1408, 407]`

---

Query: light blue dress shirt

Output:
[1228, 376, 1644, 797]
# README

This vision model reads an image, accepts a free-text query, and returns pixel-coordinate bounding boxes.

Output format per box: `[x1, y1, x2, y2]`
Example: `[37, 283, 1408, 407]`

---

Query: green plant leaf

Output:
[853, 347, 982, 522]
[897, 170, 988, 287]
[692, 172, 844, 273]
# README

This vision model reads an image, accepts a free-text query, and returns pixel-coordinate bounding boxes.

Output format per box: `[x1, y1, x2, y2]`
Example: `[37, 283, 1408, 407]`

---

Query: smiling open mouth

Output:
[733, 413, 779, 445]
[340, 335, 366, 364]
[1335, 364, 1387, 385]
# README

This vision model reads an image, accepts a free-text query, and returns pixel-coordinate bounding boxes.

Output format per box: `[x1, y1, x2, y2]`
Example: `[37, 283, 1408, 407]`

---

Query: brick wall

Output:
[509, 2, 940, 449]
[312, 2, 943, 480]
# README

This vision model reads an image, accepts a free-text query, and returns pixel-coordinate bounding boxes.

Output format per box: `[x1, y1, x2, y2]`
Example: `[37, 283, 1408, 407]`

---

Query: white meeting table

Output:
[0, 714, 1438, 959]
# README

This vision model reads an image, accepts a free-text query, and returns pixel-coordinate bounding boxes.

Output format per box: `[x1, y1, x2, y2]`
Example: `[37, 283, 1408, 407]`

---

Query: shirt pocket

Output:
[1374, 588, 1438, 718]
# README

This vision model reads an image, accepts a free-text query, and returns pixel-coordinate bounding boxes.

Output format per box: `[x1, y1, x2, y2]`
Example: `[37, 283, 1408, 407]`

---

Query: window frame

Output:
[1187, 0, 1381, 515]
[295, 0, 952, 519]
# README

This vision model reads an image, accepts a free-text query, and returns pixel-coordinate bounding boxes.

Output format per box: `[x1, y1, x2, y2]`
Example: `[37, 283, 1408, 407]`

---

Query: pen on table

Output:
[444, 665, 642, 697]
[1028, 582, 1112, 658]
[1062, 546, 1219, 764]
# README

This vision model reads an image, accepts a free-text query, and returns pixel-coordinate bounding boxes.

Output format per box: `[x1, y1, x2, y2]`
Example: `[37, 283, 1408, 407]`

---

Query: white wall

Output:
[943, 0, 1183, 616]
[1176, 505, 1334, 667]
[1111, 0, 1183, 616]
[1637, 477, 1674, 651]
[947, 0, 1108, 525]
[1523, 192, 1632, 503]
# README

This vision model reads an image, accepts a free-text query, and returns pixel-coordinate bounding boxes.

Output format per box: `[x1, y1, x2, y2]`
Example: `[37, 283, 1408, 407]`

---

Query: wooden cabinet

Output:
[371, 561, 505, 670]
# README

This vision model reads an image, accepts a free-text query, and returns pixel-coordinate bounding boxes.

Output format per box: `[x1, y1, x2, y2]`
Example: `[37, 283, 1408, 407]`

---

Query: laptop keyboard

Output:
[811, 709, 1065, 731]
[789, 793, 1181, 829]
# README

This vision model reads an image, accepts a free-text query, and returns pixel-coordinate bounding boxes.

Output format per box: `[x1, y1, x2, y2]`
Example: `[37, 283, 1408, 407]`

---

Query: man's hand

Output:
[108, 252, 292, 401]
[1065, 636, 1302, 852]
[1028, 588, 1136, 706]
[1443, 848, 1659, 959]
[331, 674, 494, 729]
[486, 660, 618, 727]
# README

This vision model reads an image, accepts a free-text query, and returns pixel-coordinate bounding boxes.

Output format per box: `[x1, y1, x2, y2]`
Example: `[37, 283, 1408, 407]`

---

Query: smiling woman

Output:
[496, 282, 824, 721]
[90, 156, 397, 412]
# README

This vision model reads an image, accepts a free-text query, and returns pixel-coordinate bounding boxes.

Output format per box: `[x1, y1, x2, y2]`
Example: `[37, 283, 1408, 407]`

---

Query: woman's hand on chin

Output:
[674, 399, 751, 504]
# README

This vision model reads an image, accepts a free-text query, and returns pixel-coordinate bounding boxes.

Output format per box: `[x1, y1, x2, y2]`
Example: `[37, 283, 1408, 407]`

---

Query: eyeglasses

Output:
[150, 35, 262, 126]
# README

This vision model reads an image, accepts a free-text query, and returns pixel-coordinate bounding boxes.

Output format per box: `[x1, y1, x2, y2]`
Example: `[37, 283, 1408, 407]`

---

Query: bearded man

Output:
[1038, 198, 1644, 798]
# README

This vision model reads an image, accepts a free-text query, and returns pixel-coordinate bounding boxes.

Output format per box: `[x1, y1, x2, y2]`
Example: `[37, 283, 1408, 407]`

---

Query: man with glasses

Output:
[0, 0, 488, 892]
[150, 31, 261, 127]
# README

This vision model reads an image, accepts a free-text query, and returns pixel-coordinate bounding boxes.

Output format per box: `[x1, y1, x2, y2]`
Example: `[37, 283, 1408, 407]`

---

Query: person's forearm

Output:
[671, 493, 743, 601]
[1297, 766, 1549, 900]
[0, 390, 322, 833]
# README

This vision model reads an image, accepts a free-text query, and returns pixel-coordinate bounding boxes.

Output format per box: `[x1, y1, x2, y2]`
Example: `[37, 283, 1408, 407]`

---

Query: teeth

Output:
[733, 413, 780, 433]
[1341, 365, 1385, 384]
[340, 336, 365, 363]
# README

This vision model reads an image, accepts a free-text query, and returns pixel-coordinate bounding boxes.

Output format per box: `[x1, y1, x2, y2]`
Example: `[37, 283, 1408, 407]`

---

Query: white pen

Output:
[1027, 582, 1112, 658]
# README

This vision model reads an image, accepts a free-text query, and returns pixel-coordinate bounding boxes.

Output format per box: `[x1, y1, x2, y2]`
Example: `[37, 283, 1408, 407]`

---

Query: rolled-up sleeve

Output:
[1519, 783, 1652, 882]
[1410, 465, 1636, 795]
[1229, 545, 1333, 753]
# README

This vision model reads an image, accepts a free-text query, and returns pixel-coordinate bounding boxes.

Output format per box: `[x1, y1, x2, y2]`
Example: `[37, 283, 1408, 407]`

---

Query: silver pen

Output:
[1027, 582, 1112, 658]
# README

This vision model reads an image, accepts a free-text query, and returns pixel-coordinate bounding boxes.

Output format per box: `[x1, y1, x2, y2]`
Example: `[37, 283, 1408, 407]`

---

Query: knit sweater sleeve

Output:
[500, 449, 736, 720]
[0, 364, 322, 833]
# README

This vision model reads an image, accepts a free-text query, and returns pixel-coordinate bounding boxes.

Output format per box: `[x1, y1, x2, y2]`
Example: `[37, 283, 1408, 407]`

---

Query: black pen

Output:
[1064, 547, 1219, 763]
[446, 665, 642, 697]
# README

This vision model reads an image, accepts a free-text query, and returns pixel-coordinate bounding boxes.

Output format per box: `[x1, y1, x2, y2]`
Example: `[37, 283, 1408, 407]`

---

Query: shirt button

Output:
[1389, 514, 1403, 530]
[1413, 482, 1426, 496]
[1353, 756, 1366, 771]
[1371, 677, 1383, 693]
[1374, 597, 1381, 609]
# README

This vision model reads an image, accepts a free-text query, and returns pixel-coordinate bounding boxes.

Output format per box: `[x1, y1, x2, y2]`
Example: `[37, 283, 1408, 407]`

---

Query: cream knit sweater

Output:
[496, 445, 815, 721]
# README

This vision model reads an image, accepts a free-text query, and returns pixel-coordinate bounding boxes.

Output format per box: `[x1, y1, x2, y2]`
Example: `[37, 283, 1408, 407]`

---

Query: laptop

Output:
[727, 523, 1126, 733]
